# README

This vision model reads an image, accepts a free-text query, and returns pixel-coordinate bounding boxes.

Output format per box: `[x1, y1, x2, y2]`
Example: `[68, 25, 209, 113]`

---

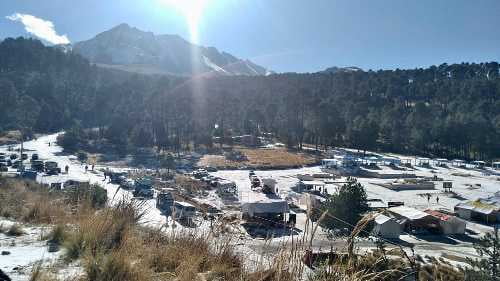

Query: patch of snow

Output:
[202, 56, 228, 74]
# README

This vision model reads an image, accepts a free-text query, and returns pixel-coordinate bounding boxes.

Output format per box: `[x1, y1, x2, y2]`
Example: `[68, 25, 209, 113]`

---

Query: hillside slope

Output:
[73, 23, 272, 76]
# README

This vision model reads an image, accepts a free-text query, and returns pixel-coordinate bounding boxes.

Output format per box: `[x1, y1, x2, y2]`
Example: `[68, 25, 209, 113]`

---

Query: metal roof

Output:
[389, 206, 432, 220]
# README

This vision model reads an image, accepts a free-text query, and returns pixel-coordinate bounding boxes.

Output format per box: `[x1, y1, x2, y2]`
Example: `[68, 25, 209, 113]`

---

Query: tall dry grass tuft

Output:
[29, 262, 53, 281]
[141, 228, 244, 281]
[0, 177, 98, 224]
[83, 249, 150, 281]
[64, 199, 146, 261]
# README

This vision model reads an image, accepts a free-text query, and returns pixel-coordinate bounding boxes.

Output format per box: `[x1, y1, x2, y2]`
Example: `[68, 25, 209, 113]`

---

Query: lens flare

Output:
[159, 0, 208, 44]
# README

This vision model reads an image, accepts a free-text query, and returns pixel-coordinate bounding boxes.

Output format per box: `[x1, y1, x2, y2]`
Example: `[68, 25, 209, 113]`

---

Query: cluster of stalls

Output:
[322, 150, 499, 178]
[454, 192, 500, 224]
[372, 206, 466, 238]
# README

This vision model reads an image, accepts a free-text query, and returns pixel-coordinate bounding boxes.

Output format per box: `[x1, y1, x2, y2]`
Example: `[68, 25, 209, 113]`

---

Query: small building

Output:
[388, 206, 440, 234]
[434, 158, 449, 167]
[424, 210, 466, 235]
[382, 157, 401, 166]
[451, 159, 466, 168]
[400, 157, 414, 168]
[493, 162, 500, 170]
[299, 180, 326, 193]
[372, 214, 401, 239]
[173, 201, 197, 220]
[455, 193, 500, 223]
[242, 199, 290, 221]
[321, 156, 360, 176]
[367, 199, 388, 210]
[416, 158, 431, 167]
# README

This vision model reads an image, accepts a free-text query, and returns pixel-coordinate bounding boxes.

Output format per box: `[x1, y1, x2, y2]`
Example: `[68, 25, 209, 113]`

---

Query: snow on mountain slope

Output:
[203, 55, 229, 74]
[72, 23, 271, 76]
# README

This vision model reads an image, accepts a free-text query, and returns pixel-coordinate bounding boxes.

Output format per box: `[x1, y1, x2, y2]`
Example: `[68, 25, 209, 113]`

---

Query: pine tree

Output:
[466, 226, 500, 281]
[319, 177, 369, 233]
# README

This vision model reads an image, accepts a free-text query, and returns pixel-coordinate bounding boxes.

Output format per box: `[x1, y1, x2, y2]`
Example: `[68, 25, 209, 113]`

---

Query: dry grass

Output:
[0, 177, 105, 225]
[0, 130, 21, 145]
[198, 147, 318, 169]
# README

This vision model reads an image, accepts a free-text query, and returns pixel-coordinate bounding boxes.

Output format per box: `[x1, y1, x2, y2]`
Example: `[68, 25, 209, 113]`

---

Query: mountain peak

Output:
[73, 24, 271, 76]
[113, 23, 130, 29]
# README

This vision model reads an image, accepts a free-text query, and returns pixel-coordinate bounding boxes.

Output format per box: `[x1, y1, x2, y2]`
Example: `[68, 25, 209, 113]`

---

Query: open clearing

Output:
[198, 147, 319, 169]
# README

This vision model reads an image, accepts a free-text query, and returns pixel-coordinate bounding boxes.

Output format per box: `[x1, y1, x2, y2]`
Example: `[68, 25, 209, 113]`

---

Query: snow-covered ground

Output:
[0, 220, 61, 281]
[1, 133, 499, 274]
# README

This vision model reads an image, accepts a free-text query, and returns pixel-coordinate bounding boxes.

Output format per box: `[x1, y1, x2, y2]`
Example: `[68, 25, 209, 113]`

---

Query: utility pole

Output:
[19, 131, 24, 172]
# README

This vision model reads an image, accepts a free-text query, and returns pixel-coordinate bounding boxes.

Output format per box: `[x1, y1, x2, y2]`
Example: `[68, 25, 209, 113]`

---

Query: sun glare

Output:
[159, 0, 209, 43]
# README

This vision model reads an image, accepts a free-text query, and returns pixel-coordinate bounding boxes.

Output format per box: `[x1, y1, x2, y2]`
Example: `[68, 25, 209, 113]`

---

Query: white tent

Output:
[372, 214, 400, 239]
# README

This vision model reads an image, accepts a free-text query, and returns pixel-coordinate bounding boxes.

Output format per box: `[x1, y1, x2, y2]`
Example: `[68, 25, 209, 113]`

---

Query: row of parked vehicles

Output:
[110, 172, 155, 199]
[0, 152, 61, 175]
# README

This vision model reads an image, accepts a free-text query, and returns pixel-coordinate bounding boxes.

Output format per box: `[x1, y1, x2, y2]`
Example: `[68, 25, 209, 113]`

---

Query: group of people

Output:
[426, 193, 440, 205]
[62, 163, 94, 174]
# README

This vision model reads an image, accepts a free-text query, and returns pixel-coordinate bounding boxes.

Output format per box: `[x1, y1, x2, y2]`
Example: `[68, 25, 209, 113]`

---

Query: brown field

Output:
[198, 147, 319, 169]
[0, 130, 21, 145]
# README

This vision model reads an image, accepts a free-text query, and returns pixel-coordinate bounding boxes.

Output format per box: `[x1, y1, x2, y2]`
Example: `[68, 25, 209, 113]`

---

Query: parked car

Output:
[120, 179, 135, 190]
[12, 160, 22, 169]
[31, 160, 45, 172]
[156, 190, 175, 213]
[31, 153, 39, 161]
[206, 166, 218, 172]
[110, 172, 127, 184]
[21, 170, 37, 180]
[45, 161, 61, 175]
[133, 177, 154, 198]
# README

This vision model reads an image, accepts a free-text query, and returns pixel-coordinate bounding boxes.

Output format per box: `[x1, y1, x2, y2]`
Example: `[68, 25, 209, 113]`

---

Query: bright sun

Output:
[159, 0, 209, 43]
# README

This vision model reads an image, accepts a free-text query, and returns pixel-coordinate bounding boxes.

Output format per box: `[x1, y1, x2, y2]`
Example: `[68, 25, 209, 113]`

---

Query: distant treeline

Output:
[1, 37, 499, 160]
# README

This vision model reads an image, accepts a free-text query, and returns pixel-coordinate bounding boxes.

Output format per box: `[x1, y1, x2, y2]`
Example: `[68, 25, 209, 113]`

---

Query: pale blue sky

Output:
[1, 0, 499, 72]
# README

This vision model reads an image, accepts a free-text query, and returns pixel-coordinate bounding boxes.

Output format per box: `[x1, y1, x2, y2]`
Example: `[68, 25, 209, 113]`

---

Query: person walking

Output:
[65, 165, 69, 174]
[436, 196, 440, 205]
[85, 165, 88, 173]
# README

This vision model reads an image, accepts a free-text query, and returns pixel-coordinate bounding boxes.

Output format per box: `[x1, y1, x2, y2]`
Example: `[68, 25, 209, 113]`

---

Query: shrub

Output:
[43, 224, 67, 245]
